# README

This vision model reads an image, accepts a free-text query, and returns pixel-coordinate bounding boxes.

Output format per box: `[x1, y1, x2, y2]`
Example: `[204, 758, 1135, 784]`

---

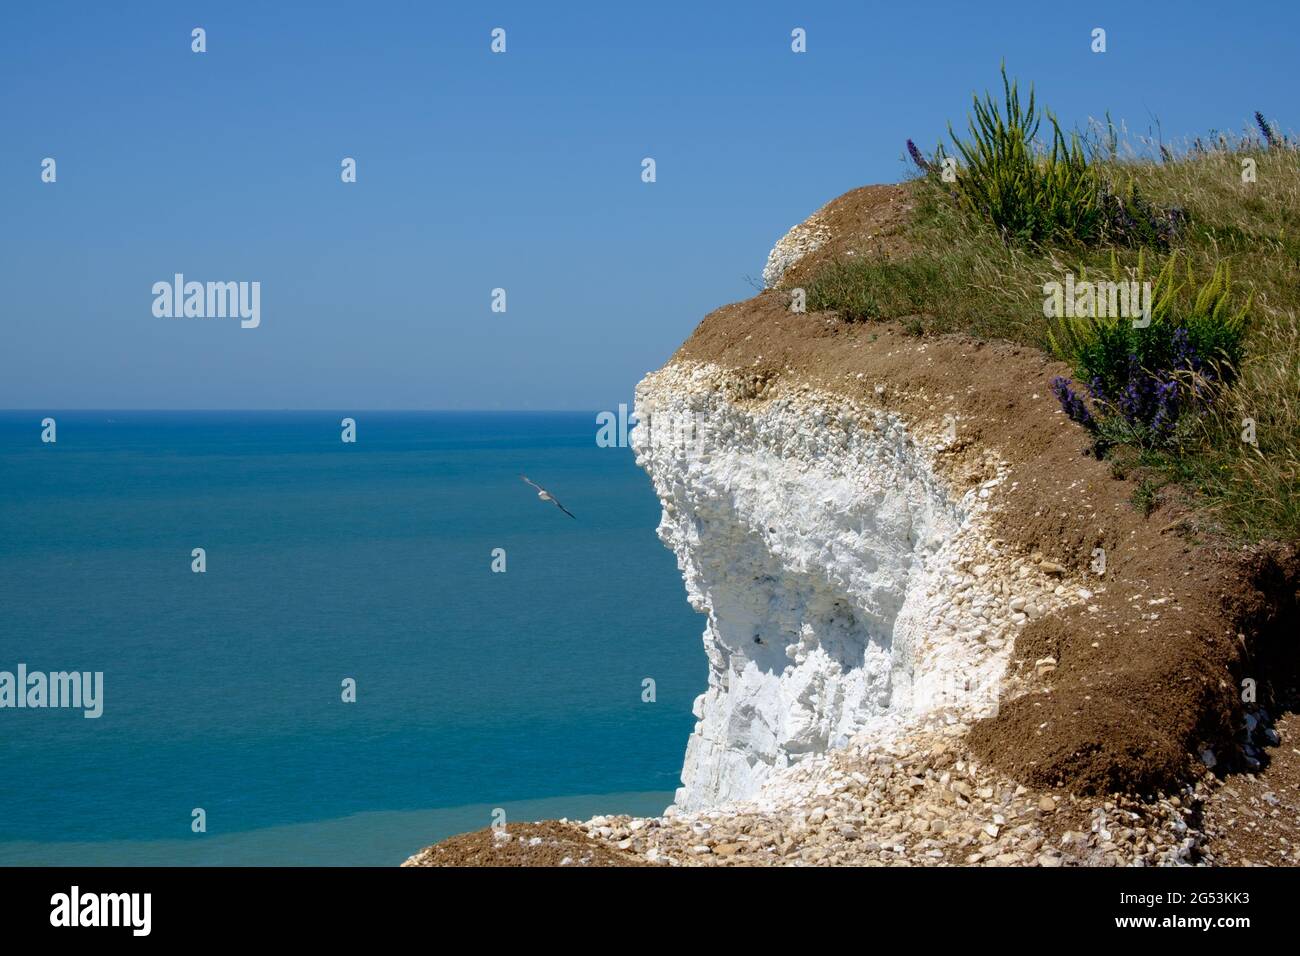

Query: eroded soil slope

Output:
[407, 183, 1298, 867]
[679, 249, 1296, 797]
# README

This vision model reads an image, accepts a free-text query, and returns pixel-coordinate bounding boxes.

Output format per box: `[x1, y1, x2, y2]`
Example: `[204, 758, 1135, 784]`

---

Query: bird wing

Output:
[522, 474, 574, 517]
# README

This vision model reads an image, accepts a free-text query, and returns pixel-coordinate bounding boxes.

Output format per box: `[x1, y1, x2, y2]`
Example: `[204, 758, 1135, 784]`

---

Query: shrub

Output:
[947, 66, 1178, 247]
[947, 65, 1097, 245]
[1047, 253, 1249, 449]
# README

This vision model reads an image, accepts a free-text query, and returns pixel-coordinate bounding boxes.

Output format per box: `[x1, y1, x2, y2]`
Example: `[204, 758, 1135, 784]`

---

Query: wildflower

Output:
[1117, 354, 1155, 426]
[1255, 111, 1277, 149]
[1149, 377, 1180, 439]
[906, 139, 931, 172]
[1051, 376, 1096, 430]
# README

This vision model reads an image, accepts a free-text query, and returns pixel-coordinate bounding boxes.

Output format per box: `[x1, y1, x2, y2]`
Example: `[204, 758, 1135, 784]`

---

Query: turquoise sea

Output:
[0, 411, 701, 865]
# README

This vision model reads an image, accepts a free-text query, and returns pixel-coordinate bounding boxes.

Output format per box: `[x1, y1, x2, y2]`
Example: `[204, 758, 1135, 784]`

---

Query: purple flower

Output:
[1117, 354, 1154, 425]
[1149, 377, 1180, 438]
[1059, 325, 1229, 448]
[1256, 111, 1277, 148]
[1051, 376, 1096, 430]
[906, 139, 931, 172]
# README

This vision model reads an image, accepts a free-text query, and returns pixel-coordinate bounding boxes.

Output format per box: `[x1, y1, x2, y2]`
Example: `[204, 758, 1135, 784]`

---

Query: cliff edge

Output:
[406, 182, 1299, 868]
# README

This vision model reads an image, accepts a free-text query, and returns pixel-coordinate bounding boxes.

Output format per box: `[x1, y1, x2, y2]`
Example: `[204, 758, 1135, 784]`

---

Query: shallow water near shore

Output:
[0, 411, 700, 865]
[0, 791, 675, 866]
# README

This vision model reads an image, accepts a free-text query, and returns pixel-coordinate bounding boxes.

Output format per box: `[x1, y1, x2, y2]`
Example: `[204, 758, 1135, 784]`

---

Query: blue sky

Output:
[2, 1, 1295, 410]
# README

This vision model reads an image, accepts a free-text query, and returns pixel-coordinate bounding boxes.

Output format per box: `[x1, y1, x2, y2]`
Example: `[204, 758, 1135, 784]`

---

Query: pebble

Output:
[570, 724, 1209, 868]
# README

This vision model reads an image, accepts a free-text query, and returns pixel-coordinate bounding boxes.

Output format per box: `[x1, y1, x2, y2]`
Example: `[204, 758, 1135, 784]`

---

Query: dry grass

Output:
[801, 145, 1300, 543]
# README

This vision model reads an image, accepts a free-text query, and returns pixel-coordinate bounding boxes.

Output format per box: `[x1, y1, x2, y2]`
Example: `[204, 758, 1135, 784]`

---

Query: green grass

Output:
[799, 110, 1300, 544]
[1131, 477, 1163, 518]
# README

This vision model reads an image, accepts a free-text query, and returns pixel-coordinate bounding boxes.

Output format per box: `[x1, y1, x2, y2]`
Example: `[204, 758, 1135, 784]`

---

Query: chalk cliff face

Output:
[632, 361, 1064, 810]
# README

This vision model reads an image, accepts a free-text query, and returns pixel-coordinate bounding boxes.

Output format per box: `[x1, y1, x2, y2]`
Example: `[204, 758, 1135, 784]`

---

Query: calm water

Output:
[0, 411, 701, 865]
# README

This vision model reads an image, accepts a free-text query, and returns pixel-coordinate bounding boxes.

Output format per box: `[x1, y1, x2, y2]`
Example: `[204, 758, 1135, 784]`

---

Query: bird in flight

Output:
[519, 474, 576, 519]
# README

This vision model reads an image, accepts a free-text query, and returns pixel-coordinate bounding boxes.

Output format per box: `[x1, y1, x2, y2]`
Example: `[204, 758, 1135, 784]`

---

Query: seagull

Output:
[519, 474, 576, 519]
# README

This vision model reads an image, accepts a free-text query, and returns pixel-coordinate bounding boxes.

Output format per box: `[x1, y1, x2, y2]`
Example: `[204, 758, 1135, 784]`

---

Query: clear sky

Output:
[2, 1, 1295, 410]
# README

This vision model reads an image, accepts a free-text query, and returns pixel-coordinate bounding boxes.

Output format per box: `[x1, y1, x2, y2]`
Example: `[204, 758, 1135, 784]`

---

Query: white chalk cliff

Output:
[632, 221, 1074, 810]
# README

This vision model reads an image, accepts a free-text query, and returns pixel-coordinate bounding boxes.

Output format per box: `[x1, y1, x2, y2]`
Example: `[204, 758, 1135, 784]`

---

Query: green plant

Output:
[805, 260, 880, 321]
[948, 66, 1180, 248]
[1046, 252, 1249, 449]
[1048, 253, 1247, 381]
[1132, 477, 1162, 516]
[948, 65, 1103, 245]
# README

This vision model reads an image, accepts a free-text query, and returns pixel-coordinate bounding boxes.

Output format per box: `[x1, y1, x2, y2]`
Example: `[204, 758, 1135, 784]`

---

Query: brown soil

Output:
[774, 183, 915, 289]
[1201, 712, 1300, 865]
[402, 821, 646, 868]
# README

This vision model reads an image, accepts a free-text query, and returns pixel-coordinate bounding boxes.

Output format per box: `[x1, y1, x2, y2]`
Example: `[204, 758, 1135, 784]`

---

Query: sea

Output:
[0, 411, 701, 865]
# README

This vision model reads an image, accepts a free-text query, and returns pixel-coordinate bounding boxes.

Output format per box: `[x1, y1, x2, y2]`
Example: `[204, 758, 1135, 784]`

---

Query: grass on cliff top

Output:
[800, 143, 1300, 544]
